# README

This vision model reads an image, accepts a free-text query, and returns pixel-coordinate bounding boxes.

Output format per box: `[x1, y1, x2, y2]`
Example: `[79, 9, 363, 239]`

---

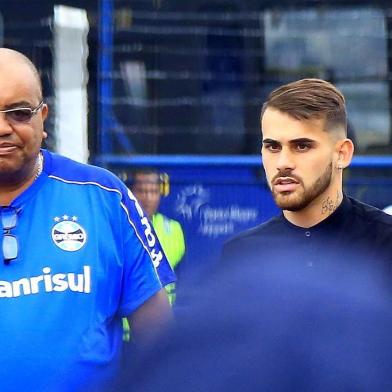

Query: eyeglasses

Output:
[2, 207, 20, 265]
[0, 101, 44, 124]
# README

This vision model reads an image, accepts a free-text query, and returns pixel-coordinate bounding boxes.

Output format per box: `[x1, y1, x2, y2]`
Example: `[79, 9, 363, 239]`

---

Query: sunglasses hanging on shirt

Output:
[1, 207, 21, 265]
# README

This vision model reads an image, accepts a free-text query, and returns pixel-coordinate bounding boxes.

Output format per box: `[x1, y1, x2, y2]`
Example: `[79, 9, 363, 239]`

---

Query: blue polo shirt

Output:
[0, 149, 175, 391]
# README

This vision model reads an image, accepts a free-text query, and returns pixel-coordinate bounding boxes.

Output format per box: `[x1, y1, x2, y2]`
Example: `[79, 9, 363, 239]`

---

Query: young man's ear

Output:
[336, 138, 354, 170]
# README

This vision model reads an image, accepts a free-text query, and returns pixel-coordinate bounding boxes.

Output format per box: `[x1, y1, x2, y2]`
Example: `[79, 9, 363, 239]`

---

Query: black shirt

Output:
[119, 196, 392, 392]
[222, 195, 392, 278]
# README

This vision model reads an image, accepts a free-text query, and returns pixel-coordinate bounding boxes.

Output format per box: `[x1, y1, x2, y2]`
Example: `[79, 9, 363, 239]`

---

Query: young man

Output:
[0, 48, 175, 391]
[130, 168, 185, 305]
[115, 79, 392, 391]
[223, 78, 392, 275]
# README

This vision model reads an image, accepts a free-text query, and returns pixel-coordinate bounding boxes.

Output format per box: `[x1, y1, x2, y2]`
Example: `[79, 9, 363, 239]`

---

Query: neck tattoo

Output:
[34, 153, 44, 181]
[321, 192, 341, 215]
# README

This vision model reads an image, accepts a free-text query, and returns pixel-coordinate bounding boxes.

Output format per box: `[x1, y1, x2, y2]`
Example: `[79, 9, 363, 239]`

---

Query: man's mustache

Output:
[271, 170, 302, 185]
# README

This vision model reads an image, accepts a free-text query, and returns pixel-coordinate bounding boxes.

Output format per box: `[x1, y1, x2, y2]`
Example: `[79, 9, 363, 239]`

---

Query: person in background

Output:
[129, 167, 185, 305]
[0, 48, 175, 392]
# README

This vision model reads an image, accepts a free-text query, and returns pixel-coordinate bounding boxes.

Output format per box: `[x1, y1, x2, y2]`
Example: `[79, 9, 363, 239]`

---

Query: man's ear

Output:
[41, 103, 49, 122]
[335, 138, 354, 170]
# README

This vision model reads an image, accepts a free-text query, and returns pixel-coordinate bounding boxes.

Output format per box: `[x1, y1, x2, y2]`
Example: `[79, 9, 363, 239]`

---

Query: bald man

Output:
[0, 48, 175, 391]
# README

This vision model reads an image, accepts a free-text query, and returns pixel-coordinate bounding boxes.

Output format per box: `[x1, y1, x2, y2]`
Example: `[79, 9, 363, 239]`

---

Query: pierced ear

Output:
[336, 138, 354, 169]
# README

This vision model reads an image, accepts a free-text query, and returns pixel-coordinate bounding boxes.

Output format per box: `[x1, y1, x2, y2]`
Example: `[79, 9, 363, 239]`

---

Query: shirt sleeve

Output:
[119, 226, 163, 316]
[118, 187, 176, 316]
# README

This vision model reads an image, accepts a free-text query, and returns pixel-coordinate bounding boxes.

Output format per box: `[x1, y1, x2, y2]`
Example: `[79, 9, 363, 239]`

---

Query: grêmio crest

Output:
[51, 215, 87, 252]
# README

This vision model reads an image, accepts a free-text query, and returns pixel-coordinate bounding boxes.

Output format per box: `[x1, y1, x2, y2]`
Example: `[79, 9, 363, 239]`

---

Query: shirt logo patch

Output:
[52, 215, 87, 251]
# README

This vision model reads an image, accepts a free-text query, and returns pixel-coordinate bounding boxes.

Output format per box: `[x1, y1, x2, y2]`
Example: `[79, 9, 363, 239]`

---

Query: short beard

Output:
[271, 162, 333, 212]
[0, 154, 34, 186]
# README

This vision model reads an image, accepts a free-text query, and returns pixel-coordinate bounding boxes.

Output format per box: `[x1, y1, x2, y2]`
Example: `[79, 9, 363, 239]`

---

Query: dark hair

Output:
[130, 167, 160, 186]
[261, 78, 347, 135]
